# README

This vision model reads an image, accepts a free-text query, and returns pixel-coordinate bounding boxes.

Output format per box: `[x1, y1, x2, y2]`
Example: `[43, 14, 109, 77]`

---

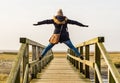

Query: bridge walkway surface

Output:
[30, 56, 92, 83]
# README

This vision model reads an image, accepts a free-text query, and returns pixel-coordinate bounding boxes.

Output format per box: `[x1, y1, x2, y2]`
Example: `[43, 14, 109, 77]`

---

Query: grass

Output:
[109, 53, 120, 67]
[0, 53, 17, 82]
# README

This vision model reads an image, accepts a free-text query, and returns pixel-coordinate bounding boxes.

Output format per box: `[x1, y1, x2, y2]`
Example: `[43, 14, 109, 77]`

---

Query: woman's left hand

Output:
[33, 24, 38, 26]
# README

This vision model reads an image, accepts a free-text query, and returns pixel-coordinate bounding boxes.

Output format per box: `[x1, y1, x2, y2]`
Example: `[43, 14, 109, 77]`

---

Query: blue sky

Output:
[0, 0, 120, 52]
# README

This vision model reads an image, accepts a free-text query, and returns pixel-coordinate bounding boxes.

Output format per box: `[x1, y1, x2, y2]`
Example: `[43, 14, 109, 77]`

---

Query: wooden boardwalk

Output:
[6, 37, 120, 83]
[30, 57, 92, 83]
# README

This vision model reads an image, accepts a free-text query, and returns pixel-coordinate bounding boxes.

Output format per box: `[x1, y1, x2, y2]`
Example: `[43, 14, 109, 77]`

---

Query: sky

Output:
[0, 0, 120, 52]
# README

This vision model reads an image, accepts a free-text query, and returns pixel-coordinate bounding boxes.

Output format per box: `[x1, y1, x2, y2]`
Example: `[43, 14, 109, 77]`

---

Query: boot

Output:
[39, 56, 43, 60]
[80, 55, 84, 60]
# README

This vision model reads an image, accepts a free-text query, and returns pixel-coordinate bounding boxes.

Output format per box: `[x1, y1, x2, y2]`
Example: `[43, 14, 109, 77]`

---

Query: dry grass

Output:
[0, 52, 120, 82]
[109, 53, 120, 67]
[0, 53, 17, 82]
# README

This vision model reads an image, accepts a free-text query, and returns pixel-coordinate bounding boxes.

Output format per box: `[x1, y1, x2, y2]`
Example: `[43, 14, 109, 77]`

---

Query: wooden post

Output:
[70, 49, 73, 64]
[80, 46, 83, 73]
[73, 59, 75, 67]
[108, 70, 115, 83]
[95, 43, 101, 83]
[39, 48, 43, 73]
[15, 67, 20, 83]
[72, 58, 73, 64]
[31, 45, 37, 78]
[85, 45, 90, 78]
[42, 60, 45, 69]
[37, 47, 41, 73]
[75, 60, 79, 69]
[70, 49, 71, 55]
[23, 44, 29, 83]
[75, 47, 79, 69]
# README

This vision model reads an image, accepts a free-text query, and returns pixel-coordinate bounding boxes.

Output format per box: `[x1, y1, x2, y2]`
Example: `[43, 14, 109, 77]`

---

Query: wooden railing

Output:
[6, 38, 53, 83]
[67, 37, 120, 83]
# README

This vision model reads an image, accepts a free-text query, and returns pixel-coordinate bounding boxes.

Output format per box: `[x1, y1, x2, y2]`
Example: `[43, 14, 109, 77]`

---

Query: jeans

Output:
[41, 40, 80, 57]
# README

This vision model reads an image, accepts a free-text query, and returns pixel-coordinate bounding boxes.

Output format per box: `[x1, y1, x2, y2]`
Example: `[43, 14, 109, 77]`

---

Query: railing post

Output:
[85, 45, 90, 78]
[108, 70, 115, 83]
[41, 48, 44, 69]
[70, 49, 75, 66]
[39, 48, 43, 72]
[37, 47, 41, 73]
[23, 44, 29, 83]
[31, 45, 37, 79]
[95, 43, 101, 83]
[15, 67, 20, 83]
[75, 59, 79, 69]
[75, 48, 79, 69]
[80, 46, 84, 73]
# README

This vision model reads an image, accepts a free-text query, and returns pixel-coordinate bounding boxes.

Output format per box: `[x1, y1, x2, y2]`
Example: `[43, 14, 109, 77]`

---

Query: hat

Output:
[57, 9, 63, 16]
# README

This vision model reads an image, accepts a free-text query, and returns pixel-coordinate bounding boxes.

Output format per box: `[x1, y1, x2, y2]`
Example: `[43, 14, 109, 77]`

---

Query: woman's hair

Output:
[57, 9, 63, 16]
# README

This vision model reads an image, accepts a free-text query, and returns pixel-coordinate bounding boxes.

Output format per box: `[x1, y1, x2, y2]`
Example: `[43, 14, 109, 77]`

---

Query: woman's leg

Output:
[63, 40, 83, 59]
[41, 43, 55, 57]
[63, 40, 80, 56]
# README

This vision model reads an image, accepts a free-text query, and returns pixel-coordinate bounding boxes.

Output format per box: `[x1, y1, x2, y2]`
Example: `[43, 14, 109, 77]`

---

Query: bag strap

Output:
[59, 25, 63, 34]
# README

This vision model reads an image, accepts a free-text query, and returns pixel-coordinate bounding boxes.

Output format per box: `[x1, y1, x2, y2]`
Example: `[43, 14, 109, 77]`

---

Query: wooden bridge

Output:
[6, 37, 120, 83]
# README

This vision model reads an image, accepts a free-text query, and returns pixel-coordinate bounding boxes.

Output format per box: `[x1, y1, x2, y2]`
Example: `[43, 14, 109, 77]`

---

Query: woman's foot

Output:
[80, 55, 84, 60]
[39, 56, 43, 60]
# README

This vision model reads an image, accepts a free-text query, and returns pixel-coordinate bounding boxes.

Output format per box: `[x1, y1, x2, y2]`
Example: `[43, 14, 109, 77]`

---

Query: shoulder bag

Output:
[49, 25, 63, 44]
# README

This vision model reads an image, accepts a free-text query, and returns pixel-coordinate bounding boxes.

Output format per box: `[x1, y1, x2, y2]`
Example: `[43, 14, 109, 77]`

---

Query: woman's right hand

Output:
[33, 24, 38, 26]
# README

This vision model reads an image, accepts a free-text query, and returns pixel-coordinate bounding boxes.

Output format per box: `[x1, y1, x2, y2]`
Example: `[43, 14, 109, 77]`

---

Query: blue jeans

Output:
[41, 40, 80, 57]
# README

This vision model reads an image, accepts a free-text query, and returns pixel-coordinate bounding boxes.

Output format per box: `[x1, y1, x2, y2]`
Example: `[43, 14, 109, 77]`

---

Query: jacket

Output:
[37, 15, 86, 43]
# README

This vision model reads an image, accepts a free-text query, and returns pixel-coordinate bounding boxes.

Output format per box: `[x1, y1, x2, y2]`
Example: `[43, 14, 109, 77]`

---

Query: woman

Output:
[33, 9, 88, 60]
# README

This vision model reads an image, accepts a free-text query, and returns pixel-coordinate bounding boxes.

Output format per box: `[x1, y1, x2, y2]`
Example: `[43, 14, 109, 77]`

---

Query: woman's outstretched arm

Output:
[67, 19, 88, 27]
[33, 19, 54, 26]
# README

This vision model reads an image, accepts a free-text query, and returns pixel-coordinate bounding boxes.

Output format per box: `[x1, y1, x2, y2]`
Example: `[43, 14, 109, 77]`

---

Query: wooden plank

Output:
[80, 46, 84, 73]
[37, 47, 41, 72]
[97, 43, 120, 83]
[6, 44, 27, 83]
[23, 44, 29, 83]
[31, 45, 37, 78]
[94, 63, 103, 83]
[23, 64, 29, 83]
[31, 79, 91, 83]
[67, 54, 94, 68]
[20, 38, 45, 48]
[94, 43, 101, 83]
[30, 57, 92, 83]
[76, 37, 104, 47]
[108, 70, 115, 83]
[85, 45, 90, 78]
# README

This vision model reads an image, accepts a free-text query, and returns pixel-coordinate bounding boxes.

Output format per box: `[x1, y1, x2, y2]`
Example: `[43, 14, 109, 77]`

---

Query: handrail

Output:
[29, 54, 53, 68]
[76, 37, 104, 47]
[7, 38, 54, 83]
[20, 38, 45, 48]
[6, 44, 27, 83]
[97, 42, 120, 83]
[67, 37, 120, 83]
[67, 54, 94, 68]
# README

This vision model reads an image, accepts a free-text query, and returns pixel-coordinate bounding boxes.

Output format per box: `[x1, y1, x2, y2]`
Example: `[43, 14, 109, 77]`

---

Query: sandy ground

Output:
[0, 52, 120, 82]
